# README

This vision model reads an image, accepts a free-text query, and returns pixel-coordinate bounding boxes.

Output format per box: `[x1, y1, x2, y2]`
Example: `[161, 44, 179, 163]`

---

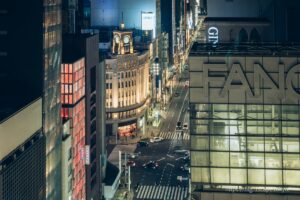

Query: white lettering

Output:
[221, 64, 253, 97]
[202, 62, 300, 101]
[208, 27, 219, 45]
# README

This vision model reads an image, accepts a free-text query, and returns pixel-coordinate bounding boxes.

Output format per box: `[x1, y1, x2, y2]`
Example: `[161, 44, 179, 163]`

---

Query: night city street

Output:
[131, 74, 190, 199]
[2, 0, 300, 200]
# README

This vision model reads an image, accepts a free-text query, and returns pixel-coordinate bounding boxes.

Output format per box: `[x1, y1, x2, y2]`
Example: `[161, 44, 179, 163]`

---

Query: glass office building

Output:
[44, 0, 63, 199]
[189, 43, 300, 196]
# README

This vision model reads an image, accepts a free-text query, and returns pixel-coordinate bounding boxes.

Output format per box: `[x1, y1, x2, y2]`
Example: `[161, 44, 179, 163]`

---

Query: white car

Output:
[150, 137, 164, 143]
[174, 149, 189, 154]
[183, 123, 188, 130]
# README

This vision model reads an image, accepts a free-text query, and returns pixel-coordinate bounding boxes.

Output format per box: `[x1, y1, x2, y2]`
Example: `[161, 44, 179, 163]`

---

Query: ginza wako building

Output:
[189, 43, 300, 199]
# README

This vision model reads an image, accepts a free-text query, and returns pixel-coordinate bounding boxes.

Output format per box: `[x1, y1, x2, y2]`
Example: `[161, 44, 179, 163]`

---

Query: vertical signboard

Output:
[141, 11, 155, 38]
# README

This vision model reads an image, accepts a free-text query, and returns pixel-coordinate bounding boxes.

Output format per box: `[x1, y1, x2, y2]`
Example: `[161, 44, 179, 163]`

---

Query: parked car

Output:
[143, 161, 159, 169]
[137, 141, 149, 147]
[174, 149, 189, 154]
[183, 123, 188, 130]
[150, 137, 164, 143]
[174, 92, 180, 97]
[176, 121, 182, 130]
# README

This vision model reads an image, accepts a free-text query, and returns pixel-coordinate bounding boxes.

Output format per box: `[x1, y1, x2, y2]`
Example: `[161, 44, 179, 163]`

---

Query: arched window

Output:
[249, 28, 261, 43]
[236, 28, 248, 43]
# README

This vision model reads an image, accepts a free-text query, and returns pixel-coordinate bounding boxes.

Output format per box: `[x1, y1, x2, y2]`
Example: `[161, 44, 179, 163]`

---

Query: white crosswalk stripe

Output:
[159, 131, 190, 140]
[135, 185, 188, 199]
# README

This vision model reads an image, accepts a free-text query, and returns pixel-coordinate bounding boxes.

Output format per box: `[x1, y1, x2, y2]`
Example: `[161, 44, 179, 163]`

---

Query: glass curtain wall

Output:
[44, 0, 62, 199]
[191, 103, 300, 191]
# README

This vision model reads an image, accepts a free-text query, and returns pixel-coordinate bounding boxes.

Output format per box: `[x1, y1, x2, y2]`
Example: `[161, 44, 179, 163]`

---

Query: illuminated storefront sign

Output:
[202, 63, 300, 101]
[207, 27, 219, 45]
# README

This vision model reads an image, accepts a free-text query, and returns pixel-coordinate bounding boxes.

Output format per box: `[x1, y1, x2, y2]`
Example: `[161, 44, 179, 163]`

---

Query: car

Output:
[176, 121, 182, 130]
[180, 163, 189, 172]
[143, 161, 159, 169]
[150, 137, 164, 143]
[174, 149, 189, 154]
[174, 92, 180, 97]
[127, 160, 136, 167]
[137, 141, 149, 147]
[183, 123, 188, 130]
[128, 152, 141, 159]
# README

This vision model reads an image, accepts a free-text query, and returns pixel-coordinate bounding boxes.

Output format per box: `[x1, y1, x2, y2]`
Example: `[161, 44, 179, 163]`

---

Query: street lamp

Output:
[152, 57, 160, 101]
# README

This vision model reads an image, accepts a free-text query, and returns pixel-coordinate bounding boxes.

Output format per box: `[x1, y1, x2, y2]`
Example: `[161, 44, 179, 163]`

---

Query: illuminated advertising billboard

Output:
[141, 12, 155, 31]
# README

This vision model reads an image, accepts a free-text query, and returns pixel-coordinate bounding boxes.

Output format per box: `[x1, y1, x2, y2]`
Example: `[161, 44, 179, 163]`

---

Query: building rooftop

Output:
[0, 98, 42, 161]
[203, 17, 270, 25]
[190, 42, 300, 56]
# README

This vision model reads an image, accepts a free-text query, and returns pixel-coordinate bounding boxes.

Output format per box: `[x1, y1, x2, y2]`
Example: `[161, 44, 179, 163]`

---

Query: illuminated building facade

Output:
[189, 43, 300, 199]
[61, 58, 86, 200]
[44, 1, 63, 199]
[63, 34, 106, 200]
[105, 30, 150, 137]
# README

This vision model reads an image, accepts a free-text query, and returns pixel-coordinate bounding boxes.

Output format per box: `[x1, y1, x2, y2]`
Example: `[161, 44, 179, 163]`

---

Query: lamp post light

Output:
[151, 57, 160, 126]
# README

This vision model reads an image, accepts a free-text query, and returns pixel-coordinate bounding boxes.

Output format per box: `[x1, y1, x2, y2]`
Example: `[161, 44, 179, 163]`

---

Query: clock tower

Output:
[112, 31, 134, 55]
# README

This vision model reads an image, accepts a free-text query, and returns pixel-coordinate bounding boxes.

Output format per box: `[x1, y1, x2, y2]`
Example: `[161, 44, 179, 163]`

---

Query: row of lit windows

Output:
[105, 90, 136, 99]
[117, 71, 136, 79]
[106, 97, 137, 108]
[106, 109, 138, 120]
[191, 135, 300, 153]
[61, 88, 85, 104]
[62, 62, 84, 74]
[105, 80, 137, 89]
[44, 10, 61, 29]
[118, 80, 136, 88]
[192, 104, 300, 120]
[191, 119, 300, 136]
[191, 151, 300, 169]
[191, 167, 300, 186]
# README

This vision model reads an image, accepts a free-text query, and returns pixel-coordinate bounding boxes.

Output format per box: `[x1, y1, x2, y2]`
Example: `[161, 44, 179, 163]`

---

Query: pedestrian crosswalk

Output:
[159, 132, 190, 140]
[135, 185, 188, 200]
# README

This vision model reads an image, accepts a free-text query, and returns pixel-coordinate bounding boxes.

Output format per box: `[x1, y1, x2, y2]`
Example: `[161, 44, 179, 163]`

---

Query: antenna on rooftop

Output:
[120, 12, 125, 29]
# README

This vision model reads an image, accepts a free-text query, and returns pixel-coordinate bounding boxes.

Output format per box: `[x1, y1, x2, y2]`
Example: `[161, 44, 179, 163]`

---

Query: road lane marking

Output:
[149, 186, 155, 199]
[175, 156, 185, 161]
[157, 157, 165, 162]
[135, 185, 189, 199]
[177, 89, 189, 123]
[137, 186, 144, 198]
[166, 154, 174, 158]
[166, 163, 175, 167]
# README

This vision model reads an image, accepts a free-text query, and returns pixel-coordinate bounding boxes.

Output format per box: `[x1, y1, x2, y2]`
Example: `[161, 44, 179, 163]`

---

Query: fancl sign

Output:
[207, 27, 219, 45]
[196, 60, 300, 104]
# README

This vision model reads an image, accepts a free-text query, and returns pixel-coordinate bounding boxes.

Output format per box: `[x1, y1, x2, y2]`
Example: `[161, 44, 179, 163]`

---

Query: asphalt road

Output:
[130, 72, 190, 200]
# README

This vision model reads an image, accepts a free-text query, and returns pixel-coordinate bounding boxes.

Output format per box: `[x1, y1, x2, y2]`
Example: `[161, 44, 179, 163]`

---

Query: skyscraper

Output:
[1, 1, 62, 199]
[44, 1, 63, 199]
[63, 33, 106, 200]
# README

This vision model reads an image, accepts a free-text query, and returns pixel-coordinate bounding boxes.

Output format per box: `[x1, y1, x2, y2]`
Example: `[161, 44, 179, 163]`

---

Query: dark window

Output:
[90, 66, 96, 93]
